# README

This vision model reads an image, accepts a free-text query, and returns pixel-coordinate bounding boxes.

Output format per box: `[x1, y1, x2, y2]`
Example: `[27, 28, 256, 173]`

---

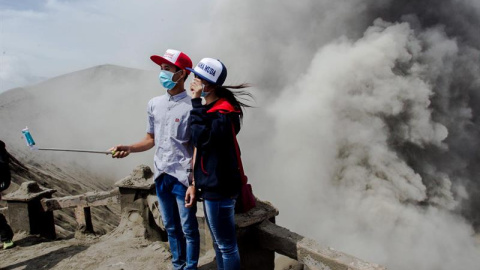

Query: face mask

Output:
[159, 70, 181, 90]
[201, 84, 211, 97]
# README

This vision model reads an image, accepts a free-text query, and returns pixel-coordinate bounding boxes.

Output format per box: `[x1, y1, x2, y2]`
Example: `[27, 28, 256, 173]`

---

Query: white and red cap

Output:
[150, 49, 193, 74]
[187, 58, 227, 86]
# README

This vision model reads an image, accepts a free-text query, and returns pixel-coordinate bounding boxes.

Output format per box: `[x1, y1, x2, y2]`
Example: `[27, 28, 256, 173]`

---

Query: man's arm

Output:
[110, 133, 155, 158]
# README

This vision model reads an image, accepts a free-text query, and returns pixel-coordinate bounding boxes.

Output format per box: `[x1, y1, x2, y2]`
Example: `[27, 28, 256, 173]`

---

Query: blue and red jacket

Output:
[190, 97, 242, 200]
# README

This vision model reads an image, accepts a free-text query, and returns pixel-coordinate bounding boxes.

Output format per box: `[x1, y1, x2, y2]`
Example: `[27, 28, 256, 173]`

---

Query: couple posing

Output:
[111, 49, 251, 270]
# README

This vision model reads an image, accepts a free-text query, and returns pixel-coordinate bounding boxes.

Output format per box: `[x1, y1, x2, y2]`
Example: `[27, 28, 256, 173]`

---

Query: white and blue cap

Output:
[186, 58, 227, 86]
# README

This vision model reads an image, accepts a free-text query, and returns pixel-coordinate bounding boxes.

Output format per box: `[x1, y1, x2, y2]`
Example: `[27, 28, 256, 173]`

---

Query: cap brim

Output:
[186, 67, 216, 85]
[150, 55, 175, 67]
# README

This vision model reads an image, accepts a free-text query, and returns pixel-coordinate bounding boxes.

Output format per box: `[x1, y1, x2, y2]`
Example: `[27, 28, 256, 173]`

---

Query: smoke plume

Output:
[193, 0, 480, 269]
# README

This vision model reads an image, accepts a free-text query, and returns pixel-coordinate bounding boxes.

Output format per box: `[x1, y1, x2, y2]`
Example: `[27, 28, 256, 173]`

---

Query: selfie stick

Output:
[21, 127, 113, 155]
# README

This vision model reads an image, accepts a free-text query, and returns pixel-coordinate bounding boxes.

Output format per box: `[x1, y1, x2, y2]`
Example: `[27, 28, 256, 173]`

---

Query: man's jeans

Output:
[156, 174, 200, 270]
[203, 198, 240, 270]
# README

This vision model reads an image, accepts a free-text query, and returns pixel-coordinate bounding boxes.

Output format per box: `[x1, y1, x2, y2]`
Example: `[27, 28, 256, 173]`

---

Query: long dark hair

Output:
[214, 84, 254, 120]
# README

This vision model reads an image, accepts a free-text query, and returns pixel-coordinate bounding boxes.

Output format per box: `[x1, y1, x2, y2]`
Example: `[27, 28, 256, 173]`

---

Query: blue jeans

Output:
[156, 174, 200, 270]
[203, 198, 240, 270]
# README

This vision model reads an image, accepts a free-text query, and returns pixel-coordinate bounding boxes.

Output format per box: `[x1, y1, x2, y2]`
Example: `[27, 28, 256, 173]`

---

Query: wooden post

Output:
[75, 206, 94, 234]
[2, 181, 56, 239]
[234, 200, 279, 270]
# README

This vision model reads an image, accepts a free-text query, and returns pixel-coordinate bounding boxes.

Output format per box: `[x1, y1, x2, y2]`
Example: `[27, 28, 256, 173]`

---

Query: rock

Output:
[114, 165, 154, 190]
[2, 181, 56, 202]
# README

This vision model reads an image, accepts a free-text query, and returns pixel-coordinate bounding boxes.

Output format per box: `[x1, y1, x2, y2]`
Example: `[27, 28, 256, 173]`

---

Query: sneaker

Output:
[3, 240, 15, 250]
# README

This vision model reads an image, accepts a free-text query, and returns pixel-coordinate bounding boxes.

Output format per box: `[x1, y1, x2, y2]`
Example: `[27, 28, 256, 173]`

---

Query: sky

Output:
[0, 0, 212, 93]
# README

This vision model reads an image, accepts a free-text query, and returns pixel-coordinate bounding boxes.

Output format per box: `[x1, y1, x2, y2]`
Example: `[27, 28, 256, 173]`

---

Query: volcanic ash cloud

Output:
[269, 19, 479, 270]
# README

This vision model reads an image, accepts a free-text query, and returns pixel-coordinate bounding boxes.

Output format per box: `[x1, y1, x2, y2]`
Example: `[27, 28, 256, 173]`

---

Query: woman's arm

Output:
[190, 98, 240, 149]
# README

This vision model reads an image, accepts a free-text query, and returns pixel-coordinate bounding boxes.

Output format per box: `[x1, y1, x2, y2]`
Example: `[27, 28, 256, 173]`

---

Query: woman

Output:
[187, 58, 252, 270]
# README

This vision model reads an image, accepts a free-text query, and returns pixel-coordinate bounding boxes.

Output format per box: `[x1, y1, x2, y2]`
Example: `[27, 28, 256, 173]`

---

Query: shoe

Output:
[3, 240, 15, 250]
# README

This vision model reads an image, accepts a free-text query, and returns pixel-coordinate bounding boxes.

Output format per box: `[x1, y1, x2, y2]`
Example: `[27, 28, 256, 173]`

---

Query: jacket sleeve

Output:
[190, 98, 240, 149]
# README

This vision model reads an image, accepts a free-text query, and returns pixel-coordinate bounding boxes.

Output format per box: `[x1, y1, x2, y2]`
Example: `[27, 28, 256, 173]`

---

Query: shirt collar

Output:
[167, 90, 188, 102]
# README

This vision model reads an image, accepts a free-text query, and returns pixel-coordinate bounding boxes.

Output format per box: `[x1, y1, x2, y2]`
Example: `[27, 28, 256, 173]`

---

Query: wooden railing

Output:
[1, 165, 386, 270]
[254, 220, 385, 270]
[41, 189, 119, 233]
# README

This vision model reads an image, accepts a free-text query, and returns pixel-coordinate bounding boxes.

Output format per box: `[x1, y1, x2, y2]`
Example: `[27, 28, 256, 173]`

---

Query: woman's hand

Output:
[184, 186, 196, 208]
[190, 78, 203, 99]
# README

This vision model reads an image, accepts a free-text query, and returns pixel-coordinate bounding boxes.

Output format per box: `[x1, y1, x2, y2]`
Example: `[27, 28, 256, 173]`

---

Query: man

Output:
[110, 49, 199, 270]
[0, 140, 15, 250]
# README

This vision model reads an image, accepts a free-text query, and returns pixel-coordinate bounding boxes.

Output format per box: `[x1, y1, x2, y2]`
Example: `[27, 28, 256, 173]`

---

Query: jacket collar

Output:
[207, 98, 240, 114]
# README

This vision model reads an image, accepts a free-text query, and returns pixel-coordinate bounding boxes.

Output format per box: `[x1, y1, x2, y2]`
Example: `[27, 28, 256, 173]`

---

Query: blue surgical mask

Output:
[201, 84, 211, 97]
[159, 70, 181, 90]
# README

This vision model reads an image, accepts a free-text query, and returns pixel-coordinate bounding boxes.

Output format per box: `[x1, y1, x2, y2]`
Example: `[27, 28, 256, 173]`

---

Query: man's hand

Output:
[109, 145, 131, 158]
[184, 186, 196, 208]
[190, 78, 203, 99]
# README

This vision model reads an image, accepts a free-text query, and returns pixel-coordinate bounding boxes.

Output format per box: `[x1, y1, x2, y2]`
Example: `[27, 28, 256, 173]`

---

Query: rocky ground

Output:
[0, 232, 300, 270]
[1, 231, 202, 270]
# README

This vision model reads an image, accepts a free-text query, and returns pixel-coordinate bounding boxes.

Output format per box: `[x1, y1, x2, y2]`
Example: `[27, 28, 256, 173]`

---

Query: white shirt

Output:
[147, 91, 193, 187]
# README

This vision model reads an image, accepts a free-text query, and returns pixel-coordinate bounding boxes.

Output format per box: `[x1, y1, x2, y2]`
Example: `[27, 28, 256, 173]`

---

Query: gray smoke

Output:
[192, 0, 480, 269]
[376, 0, 480, 229]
